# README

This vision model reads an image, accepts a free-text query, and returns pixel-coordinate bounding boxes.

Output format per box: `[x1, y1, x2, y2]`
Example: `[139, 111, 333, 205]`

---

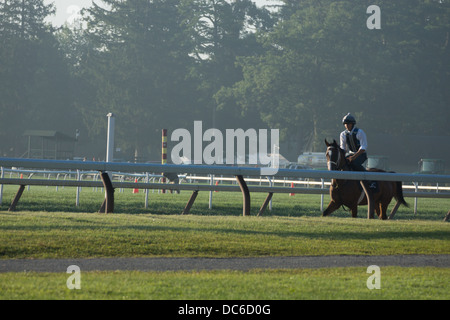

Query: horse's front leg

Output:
[323, 201, 340, 216]
[375, 203, 381, 219]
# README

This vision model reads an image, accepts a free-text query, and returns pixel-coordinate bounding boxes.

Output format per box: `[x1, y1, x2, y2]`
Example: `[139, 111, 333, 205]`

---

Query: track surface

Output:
[1, 255, 449, 273]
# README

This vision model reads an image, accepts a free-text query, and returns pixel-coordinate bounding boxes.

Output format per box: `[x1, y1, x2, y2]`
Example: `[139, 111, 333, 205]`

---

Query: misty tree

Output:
[180, 0, 275, 130]
[216, 0, 450, 153]
[0, 0, 73, 157]
[78, 0, 201, 160]
[75, 0, 274, 160]
[0, 0, 55, 39]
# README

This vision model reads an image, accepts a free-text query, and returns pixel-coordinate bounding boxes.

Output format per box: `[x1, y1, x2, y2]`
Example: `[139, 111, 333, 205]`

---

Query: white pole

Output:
[76, 169, 80, 207]
[209, 174, 214, 209]
[145, 172, 149, 209]
[0, 167, 4, 205]
[268, 176, 273, 211]
[320, 178, 324, 211]
[106, 113, 115, 163]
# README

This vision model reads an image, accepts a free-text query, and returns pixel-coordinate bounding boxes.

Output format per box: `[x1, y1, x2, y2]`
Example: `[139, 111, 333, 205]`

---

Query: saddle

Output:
[358, 180, 379, 193]
[344, 163, 379, 193]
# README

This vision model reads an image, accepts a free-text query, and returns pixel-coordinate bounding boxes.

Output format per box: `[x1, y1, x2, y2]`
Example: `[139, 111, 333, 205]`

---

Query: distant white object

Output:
[297, 152, 327, 168]
[106, 113, 115, 163]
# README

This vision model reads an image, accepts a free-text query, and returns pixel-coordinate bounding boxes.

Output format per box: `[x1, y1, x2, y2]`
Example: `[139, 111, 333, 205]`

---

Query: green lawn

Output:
[0, 183, 448, 219]
[0, 211, 449, 259]
[1, 267, 449, 300]
[0, 185, 448, 300]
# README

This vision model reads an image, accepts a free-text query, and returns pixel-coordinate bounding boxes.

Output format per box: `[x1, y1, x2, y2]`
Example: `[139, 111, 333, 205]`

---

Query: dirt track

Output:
[1, 255, 449, 273]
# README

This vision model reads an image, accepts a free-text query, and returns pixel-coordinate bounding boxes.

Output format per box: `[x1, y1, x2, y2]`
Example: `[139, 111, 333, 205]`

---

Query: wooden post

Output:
[9, 185, 25, 212]
[99, 171, 114, 213]
[258, 192, 273, 217]
[444, 210, 450, 222]
[182, 190, 198, 215]
[236, 175, 250, 216]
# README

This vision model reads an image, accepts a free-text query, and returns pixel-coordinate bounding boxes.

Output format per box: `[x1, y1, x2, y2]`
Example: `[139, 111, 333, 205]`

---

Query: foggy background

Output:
[1, 0, 449, 173]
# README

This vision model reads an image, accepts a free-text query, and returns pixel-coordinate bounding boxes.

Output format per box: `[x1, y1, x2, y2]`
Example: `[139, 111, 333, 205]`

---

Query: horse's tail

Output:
[395, 181, 409, 207]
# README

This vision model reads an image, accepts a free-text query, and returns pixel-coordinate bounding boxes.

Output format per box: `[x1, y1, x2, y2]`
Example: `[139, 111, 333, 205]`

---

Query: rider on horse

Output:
[339, 113, 368, 172]
[340, 113, 377, 189]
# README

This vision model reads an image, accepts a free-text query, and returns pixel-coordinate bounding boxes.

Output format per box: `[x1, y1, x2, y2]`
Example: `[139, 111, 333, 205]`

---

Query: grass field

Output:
[1, 267, 449, 300]
[0, 185, 449, 300]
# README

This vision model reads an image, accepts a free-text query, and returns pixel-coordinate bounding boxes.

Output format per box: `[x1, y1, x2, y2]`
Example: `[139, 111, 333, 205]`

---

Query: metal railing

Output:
[0, 157, 449, 219]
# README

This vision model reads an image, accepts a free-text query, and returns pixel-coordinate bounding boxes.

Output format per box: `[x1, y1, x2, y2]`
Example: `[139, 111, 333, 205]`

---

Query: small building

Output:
[297, 152, 327, 169]
[418, 159, 445, 174]
[367, 155, 390, 171]
[23, 130, 76, 160]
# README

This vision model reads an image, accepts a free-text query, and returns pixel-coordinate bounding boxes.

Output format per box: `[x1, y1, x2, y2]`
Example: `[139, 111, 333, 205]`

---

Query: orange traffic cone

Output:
[214, 180, 219, 192]
[133, 178, 139, 194]
[289, 182, 295, 196]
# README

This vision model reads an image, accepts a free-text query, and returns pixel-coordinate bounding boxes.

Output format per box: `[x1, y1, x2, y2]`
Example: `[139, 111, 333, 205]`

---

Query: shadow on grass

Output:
[0, 187, 448, 221]
[0, 214, 448, 241]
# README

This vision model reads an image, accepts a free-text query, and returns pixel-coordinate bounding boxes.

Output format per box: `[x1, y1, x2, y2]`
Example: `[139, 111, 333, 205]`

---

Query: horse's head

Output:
[325, 139, 346, 171]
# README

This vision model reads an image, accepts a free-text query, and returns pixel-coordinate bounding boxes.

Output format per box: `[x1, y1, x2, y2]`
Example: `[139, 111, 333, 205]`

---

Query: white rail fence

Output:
[1, 168, 449, 212]
[0, 158, 449, 220]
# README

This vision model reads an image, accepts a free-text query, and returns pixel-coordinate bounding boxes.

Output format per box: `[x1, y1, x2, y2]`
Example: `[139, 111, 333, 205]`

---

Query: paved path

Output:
[1, 255, 449, 273]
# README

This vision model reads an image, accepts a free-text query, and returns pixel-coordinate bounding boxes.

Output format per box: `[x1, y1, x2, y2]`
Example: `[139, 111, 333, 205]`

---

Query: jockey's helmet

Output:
[342, 113, 356, 125]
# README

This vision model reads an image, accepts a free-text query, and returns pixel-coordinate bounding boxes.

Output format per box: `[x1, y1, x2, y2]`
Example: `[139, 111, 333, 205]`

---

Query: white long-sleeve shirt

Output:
[340, 127, 368, 153]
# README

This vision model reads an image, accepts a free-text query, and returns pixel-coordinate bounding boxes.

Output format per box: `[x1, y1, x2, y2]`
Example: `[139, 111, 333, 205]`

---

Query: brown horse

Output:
[323, 139, 408, 219]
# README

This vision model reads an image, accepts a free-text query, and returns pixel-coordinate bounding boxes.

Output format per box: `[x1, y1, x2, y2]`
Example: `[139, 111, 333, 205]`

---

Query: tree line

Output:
[1, 0, 449, 162]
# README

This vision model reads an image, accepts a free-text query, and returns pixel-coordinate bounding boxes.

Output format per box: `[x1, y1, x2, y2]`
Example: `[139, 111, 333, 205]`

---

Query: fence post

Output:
[258, 192, 273, 216]
[76, 170, 80, 207]
[0, 167, 3, 205]
[236, 175, 250, 216]
[444, 210, 450, 222]
[268, 177, 273, 211]
[99, 171, 114, 213]
[320, 178, 324, 211]
[209, 174, 214, 209]
[9, 185, 25, 212]
[145, 172, 149, 209]
[414, 182, 418, 215]
[182, 190, 199, 215]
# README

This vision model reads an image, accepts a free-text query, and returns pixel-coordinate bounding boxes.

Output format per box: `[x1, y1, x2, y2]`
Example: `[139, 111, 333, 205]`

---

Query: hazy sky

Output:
[45, 0, 279, 27]
[45, 0, 93, 26]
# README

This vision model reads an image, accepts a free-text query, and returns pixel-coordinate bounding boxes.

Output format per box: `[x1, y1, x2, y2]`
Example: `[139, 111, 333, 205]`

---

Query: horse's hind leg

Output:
[350, 206, 358, 218]
[388, 201, 401, 220]
[379, 202, 389, 220]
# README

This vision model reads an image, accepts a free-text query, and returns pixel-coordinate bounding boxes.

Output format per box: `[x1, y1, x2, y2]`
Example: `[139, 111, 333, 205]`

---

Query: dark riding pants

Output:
[348, 152, 367, 171]
[348, 153, 378, 191]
